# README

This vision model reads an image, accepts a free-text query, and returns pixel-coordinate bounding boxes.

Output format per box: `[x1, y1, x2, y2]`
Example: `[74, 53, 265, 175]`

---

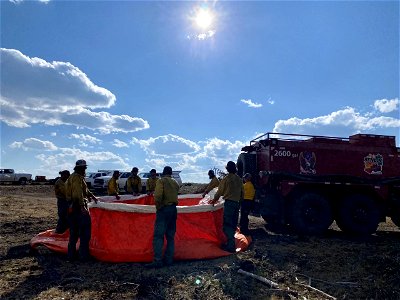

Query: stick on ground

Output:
[238, 269, 279, 288]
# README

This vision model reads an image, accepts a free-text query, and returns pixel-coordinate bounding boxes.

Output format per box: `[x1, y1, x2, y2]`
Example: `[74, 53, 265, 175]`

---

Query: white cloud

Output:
[198, 30, 216, 40]
[266, 96, 275, 105]
[9, 0, 49, 3]
[131, 134, 201, 157]
[131, 134, 246, 182]
[373, 98, 399, 113]
[113, 139, 129, 148]
[69, 133, 102, 144]
[202, 138, 243, 161]
[36, 147, 130, 175]
[187, 30, 216, 41]
[50, 132, 57, 137]
[240, 99, 263, 108]
[9, 138, 57, 151]
[273, 106, 400, 137]
[176, 138, 244, 182]
[0, 48, 150, 133]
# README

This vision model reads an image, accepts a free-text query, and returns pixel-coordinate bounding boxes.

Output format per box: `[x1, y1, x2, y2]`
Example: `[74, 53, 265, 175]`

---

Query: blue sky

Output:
[1, 0, 399, 182]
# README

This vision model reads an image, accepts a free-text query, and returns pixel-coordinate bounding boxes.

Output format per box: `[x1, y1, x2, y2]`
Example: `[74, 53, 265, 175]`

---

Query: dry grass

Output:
[1, 185, 400, 299]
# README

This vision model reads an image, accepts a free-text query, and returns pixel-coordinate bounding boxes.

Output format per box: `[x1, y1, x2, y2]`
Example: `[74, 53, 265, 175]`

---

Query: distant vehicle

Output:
[118, 172, 131, 191]
[33, 176, 47, 185]
[86, 171, 112, 189]
[171, 171, 183, 186]
[0, 169, 32, 185]
[237, 132, 400, 235]
[139, 171, 183, 193]
[93, 171, 125, 193]
[48, 177, 60, 185]
[93, 170, 183, 194]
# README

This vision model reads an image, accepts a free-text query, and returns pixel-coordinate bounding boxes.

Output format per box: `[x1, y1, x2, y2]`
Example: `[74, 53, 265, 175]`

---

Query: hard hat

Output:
[59, 170, 70, 176]
[75, 159, 87, 167]
[162, 166, 172, 176]
[226, 161, 236, 173]
[243, 173, 252, 179]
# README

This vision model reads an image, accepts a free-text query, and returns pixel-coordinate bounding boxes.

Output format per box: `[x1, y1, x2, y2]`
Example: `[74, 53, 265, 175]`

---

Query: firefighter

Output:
[146, 169, 158, 195]
[146, 166, 180, 268]
[66, 159, 98, 262]
[202, 169, 220, 198]
[126, 167, 141, 196]
[108, 170, 120, 200]
[239, 173, 255, 235]
[211, 161, 243, 253]
[54, 170, 70, 234]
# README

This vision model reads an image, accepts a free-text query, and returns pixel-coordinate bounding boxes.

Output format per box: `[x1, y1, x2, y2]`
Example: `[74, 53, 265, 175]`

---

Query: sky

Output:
[1, 0, 399, 183]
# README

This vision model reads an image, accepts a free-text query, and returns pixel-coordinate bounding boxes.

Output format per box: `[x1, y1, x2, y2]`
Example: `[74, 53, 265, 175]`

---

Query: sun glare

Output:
[195, 9, 213, 29]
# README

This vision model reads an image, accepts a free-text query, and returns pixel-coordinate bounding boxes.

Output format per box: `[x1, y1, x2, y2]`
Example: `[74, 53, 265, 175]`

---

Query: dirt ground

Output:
[1, 184, 400, 300]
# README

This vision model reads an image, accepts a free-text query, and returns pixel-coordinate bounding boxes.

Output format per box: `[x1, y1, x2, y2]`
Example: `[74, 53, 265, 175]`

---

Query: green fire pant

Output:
[223, 200, 240, 250]
[152, 204, 177, 264]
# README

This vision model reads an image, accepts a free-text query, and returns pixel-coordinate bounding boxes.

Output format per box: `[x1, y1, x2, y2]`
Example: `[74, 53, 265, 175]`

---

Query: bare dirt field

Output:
[1, 184, 400, 300]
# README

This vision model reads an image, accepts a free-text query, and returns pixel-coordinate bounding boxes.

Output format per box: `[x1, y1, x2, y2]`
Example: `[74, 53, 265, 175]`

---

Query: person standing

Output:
[202, 170, 220, 198]
[126, 167, 141, 196]
[147, 166, 179, 268]
[108, 170, 120, 200]
[211, 161, 243, 253]
[66, 159, 98, 262]
[239, 173, 255, 235]
[146, 169, 158, 195]
[54, 170, 70, 234]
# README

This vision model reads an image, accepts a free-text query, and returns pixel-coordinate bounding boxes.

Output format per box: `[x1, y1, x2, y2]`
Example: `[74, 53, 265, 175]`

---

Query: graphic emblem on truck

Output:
[299, 151, 316, 174]
[364, 153, 383, 175]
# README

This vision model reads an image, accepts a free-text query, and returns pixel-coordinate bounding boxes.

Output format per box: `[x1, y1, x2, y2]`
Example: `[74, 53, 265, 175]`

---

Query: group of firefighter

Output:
[54, 159, 255, 267]
[106, 167, 158, 200]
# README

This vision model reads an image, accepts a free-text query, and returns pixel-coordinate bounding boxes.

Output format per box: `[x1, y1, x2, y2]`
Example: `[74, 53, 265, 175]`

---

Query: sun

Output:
[195, 8, 213, 30]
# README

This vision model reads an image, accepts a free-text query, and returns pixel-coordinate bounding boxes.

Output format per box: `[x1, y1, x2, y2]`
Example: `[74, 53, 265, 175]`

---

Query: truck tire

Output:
[19, 177, 27, 185]
[289, 193, 333, 235]
[389, 195, 400, 228]
[237, 153, 256, 178]
[391, 215, 400, 228]
[336, 194, 381, 235]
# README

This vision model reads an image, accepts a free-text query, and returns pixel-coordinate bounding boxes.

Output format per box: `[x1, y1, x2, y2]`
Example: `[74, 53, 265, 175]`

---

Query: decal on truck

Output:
[299, 151, 316, 174]
[364, 153, 383, 175]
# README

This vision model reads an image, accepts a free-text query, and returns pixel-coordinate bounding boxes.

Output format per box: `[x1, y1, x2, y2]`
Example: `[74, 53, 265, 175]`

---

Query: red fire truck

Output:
[237, 132, 400, 235]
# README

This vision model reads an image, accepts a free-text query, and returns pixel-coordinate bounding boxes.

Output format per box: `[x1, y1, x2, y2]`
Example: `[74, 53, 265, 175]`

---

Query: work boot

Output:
[145, 261, 163, 268]
[240, 228, 250, 235]
[79, 255, 95, 263]
[221, 244, 236, 253]
[164, 259, 173, 267]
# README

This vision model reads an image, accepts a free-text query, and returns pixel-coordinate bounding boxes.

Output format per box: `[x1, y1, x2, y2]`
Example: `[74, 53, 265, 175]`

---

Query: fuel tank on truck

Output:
[251, 133, 400, 179]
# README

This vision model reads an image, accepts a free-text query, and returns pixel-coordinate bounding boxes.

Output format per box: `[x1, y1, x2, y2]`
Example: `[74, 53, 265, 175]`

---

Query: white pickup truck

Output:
[85, 171, 112, 189]
[0, 169, 32, 185]
[93, 171, 183, 194]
